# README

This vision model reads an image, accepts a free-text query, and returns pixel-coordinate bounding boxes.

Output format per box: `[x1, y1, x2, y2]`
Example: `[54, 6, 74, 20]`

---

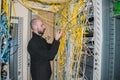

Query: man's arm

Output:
[47, 29, 62, 50]
[28, 39, 60, 60]
[28, 30, 62, 60]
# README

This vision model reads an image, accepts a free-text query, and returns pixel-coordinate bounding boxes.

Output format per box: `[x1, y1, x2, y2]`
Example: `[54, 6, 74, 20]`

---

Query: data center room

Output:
[0, 0, 120, 80]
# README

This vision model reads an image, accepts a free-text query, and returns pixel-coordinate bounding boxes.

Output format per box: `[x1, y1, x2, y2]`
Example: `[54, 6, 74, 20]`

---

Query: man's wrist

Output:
[54, 38, 59, 41]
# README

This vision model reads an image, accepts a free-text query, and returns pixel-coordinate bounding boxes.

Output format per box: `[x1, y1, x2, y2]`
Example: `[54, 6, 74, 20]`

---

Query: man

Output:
[27, 18, 62, 80]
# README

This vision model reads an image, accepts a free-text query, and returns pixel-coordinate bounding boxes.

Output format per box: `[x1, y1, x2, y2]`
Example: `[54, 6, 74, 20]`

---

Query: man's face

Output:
[36, 20, 46, 35]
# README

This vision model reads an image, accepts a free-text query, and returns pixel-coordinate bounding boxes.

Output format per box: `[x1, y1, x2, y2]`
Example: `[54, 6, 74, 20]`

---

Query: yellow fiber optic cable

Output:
[18, 0, 54, 23]
[54, 0, 85, 80]
[2, 0, 11, 28]
[11, 0, 16, 16]
[27, 0, 69, 5]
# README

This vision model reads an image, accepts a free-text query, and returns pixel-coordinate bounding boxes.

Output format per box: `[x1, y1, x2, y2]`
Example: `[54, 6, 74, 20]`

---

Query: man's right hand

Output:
[55, 29, 62, 41]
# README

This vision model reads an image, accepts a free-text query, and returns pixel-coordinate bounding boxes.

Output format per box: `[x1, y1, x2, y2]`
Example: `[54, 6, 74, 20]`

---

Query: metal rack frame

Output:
[0, 1, 1, 80]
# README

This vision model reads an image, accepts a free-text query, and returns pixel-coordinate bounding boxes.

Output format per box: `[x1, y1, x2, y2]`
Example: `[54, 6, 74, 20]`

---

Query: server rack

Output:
[93, 0, 120, 80]
[9, 17, 23, 80]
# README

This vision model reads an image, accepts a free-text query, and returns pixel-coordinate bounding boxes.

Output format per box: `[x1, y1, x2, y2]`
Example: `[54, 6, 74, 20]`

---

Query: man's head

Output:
[30, 18, 46, 36]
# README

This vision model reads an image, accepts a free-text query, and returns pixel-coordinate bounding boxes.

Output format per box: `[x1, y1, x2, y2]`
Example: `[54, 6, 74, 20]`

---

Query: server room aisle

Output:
[0, 0, 120, 80]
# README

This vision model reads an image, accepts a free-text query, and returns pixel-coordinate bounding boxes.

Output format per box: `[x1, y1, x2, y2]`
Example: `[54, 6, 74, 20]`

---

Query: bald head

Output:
[30, 18, 46, 36]
[30, 18, 42, 30]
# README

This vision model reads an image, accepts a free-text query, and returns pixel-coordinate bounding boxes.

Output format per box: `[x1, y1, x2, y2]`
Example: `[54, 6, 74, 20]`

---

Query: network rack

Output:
[93, 0, 120, 80]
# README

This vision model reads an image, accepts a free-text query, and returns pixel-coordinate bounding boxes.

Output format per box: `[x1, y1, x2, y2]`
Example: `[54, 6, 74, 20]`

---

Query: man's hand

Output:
[55, 29, 62, 41]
